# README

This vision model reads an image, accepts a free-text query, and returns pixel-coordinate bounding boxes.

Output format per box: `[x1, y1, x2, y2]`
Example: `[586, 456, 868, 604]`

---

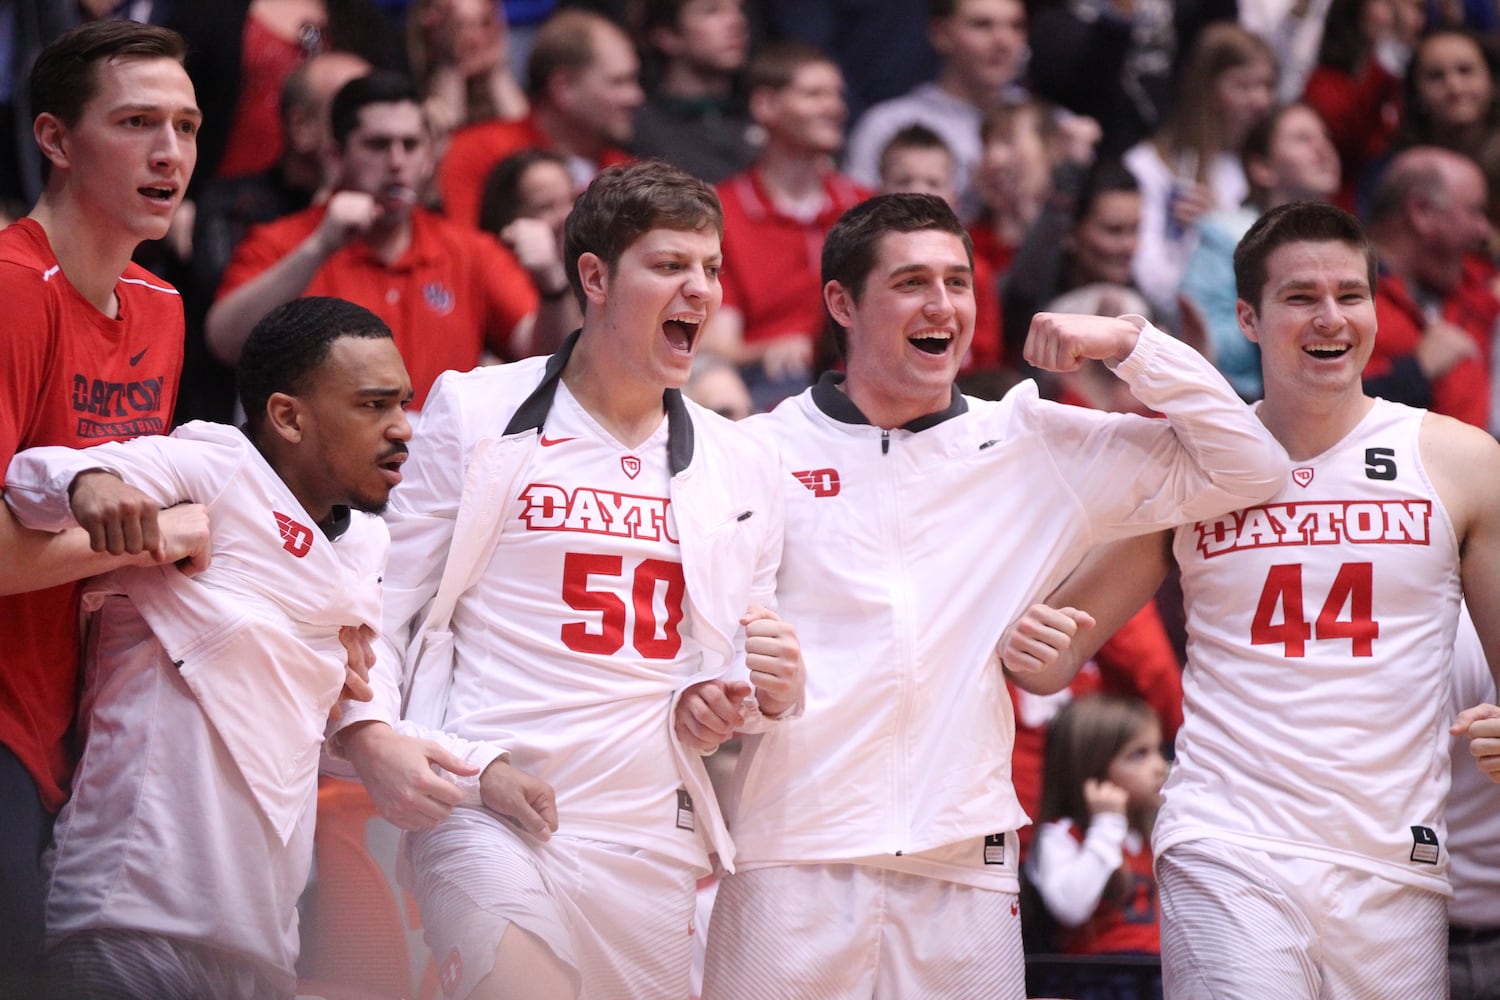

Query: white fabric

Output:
[702, 863, 1026, 1000]
[726, 322, 1288, 871]
[405, 807, 696, 1000]
[1447, 603, 1500, 929]
[1123, 141, 1249, 320]
[443, 386, 701, 865]
[1238, 0, 1336, 103]
[335, 354, 786, 871]
[1158, 839, 1448, 999]
[1159, 399, 1459, 895]
[3, 424, 387, 977]
[1029, 814, 1136, 927]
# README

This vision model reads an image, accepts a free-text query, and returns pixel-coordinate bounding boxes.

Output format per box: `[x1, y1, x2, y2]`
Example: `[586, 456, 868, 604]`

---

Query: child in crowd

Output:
[1029, 694, 1166, 981]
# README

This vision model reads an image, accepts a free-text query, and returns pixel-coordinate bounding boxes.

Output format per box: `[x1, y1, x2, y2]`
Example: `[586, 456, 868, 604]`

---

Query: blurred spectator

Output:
[1302, 0, 1423, 212]
[1394, 26, 1500, 223]
[1028, 0, 1237, 159]
[1240, 0, 1337, 103]
[705, 41, 870, 411]
[406, 0, 528, 143]
[438, 8, 640, 227]
[1003, 158, 1147, 372]
[1180, 102, 1342, 400]
[1364, 145, 1497, 431]
[760, 0, 936, 120]
[168, 0, 403, 189]
[208, 72, 569, 410]
[878, 124, 1003, 374]
[843, 0, 1028, 221]
[684, 354, 754, 420]
[1123, 22, 1277, 325]
[477, 147, 583, 334]
[633, 0, 758, 184]
[180, 50, 371, 424]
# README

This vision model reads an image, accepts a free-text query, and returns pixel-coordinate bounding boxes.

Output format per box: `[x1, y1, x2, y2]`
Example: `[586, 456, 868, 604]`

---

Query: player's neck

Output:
[27, 196, 135, 316]
[1258, 389, 1374, 462]
[561, 350, 668, 449]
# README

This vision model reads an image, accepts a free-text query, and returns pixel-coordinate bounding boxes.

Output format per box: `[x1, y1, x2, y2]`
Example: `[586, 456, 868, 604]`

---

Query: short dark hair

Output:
[821, 193, 972, 356]
[745, 40, 832, 95]
[1233, 201, 1377, 311]
[28, 20, 187, 127]
[563, 160, 722, 309]
[1073, 157, 1139, 227]
[238, 297, 394, 434]
[878, 124, 953, 180]
[479, 147, 570, 234]
[329, 70, 421, 147]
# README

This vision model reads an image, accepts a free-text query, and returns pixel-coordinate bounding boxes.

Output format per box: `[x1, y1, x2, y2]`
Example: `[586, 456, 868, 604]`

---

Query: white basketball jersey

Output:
[1156, 399, 1459, 894]
[447, 384, 705, 864]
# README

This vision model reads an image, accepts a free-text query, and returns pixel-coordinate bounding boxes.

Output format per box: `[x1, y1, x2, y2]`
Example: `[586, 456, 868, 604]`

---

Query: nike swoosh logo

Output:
[539, 435, 577, 447]
[128, 347, 149, 366]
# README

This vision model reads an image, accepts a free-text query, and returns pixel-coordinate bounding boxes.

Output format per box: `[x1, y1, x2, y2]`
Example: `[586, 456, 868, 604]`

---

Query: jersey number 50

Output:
[1250, 562, 1379, 657]
[561, 552, 685, 659]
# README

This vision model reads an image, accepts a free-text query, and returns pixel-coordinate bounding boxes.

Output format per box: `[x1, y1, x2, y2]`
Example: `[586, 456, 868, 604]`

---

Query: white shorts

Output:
[404, 807, 696, 1000]
[1158, 839, 1448, 1000]
[701, 863, 1025, 1000]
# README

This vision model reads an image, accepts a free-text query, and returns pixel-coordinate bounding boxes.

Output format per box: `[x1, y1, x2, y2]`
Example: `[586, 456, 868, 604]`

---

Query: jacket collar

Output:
[810, 371, 968, 432]
[503, 329, 696, 475]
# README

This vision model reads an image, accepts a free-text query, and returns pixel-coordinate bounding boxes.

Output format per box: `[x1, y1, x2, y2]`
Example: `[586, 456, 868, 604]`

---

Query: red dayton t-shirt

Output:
[0, 218, 184, 812]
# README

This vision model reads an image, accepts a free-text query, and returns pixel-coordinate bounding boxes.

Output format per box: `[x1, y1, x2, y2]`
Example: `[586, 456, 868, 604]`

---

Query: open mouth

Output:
[381, 183, 418, 207]
[1303, 342, 1350, 360]
[377, 450, 407, 484]
[139, 185, 176, 203]
[663, 316, 702, 353]
[908, 331, 952, 356]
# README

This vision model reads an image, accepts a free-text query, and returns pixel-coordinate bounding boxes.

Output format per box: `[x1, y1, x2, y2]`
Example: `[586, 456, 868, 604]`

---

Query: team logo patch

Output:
[621, 455, 641, 479]
[1410, 825, 1440, 864]
[792, 468, 840, 497]
[1292, 467, 1314, 488]
[273, 511, 314, 558]
[440, 948, 463, 997]
[422, 281, 456, 316]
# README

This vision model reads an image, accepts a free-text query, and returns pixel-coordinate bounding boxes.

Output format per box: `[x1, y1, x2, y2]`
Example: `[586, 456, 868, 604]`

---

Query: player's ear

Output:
[32, 113, 69, 170]
[265, 392, 306, 444]
[824, 279, 855, 329]
[1235, 298, 1261, 344]
[577, 251, 609, 307]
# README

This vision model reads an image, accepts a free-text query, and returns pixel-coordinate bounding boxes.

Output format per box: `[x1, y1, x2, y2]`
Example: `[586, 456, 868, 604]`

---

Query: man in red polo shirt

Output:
[208, 72, 573, 411]
[438, 9, 640, 230]
[705, 41, 871, 411]
[1364, 146, 1498, 432]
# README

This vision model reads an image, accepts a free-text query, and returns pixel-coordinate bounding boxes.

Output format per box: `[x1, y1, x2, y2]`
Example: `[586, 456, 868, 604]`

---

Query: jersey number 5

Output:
[561, 552, 685, 659]
[1250, 562, 1379, 657]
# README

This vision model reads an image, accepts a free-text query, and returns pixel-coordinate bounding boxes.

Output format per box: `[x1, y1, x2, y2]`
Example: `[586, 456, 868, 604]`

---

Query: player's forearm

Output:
[206, 238, 332, 365]
[0, 502, 159, 594]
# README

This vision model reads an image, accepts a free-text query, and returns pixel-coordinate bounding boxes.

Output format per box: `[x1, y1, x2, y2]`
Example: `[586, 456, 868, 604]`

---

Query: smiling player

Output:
[999, 201, 1500, 997]
[684, 193, 1289, 1000]
[334, 160, 804, 1000]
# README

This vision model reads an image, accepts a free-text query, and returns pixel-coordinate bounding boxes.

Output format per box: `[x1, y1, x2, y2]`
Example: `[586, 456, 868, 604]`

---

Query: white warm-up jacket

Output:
[727, 322, 1288, 873]
[336, 335, 784, 870]
[4, 422, 387, 978]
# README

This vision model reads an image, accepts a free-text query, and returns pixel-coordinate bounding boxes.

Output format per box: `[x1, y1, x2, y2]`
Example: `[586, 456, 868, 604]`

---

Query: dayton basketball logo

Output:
[1193, 499, 1431, 558]
[792, 468, 840, 497]
[273, 511, 315, 558]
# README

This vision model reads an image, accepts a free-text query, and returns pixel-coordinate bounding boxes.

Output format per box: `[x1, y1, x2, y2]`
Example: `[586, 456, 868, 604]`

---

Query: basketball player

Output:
[333, 161, 804, 1000]
[687, 193, 1289, 1000]
[1000, 201, 1500, 998]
